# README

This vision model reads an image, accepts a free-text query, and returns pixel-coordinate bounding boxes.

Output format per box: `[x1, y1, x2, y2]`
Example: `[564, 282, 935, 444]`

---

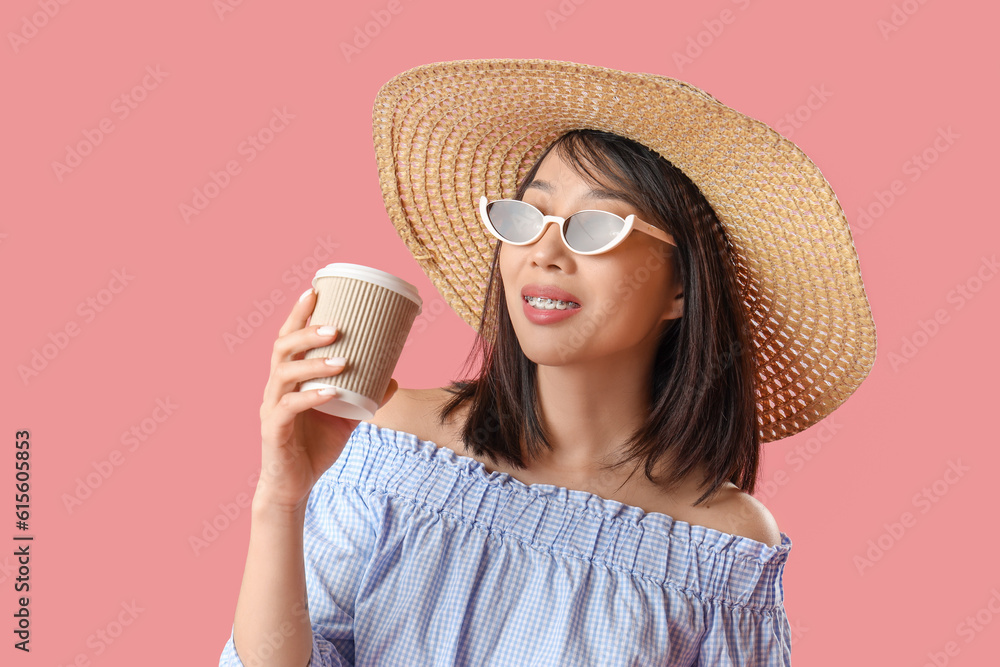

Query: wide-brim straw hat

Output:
[371, 58, 876, 443]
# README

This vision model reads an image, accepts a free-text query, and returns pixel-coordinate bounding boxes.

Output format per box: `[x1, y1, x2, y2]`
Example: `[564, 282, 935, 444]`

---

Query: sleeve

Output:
[217, 436, 383, 667]
[694, 602, 792, 667]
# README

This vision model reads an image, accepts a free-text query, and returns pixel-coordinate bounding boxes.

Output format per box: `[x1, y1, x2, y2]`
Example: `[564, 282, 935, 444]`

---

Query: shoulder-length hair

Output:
[439, 129, 758, 505]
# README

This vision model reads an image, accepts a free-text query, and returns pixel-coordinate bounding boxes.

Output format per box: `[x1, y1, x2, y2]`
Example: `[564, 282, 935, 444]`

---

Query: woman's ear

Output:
[663, 291, 684, 320]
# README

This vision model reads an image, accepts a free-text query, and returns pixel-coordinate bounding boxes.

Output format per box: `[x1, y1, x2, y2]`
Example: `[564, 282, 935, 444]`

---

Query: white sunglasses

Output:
[478, 196, 675, 255]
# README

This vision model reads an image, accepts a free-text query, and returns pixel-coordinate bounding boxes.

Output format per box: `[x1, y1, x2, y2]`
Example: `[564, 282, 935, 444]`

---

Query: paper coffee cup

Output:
[299, 264, 422, 420]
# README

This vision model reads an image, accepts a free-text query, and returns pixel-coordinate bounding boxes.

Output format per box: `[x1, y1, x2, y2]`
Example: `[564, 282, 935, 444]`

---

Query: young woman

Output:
[219, 59, 875, 666]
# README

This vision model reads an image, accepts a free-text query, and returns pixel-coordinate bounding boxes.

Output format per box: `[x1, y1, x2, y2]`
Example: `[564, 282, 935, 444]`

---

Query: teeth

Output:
[525, 296, 580, 310]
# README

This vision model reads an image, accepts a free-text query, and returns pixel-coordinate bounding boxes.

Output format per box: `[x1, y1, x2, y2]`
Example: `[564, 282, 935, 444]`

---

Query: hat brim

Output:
[372, 58, 876, 443]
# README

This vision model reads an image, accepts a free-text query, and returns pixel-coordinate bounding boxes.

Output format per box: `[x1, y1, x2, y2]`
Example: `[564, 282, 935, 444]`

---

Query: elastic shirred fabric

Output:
[334, 423, 789, 611]
[218, 422, 793, 666]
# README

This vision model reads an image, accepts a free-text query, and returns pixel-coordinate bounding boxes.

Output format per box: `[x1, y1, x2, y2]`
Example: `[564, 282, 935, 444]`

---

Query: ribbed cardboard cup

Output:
[299, 264, 422, 420]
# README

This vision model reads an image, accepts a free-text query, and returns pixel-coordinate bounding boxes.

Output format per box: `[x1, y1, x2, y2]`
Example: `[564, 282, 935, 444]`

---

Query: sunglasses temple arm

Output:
[632, 218, 676, 246]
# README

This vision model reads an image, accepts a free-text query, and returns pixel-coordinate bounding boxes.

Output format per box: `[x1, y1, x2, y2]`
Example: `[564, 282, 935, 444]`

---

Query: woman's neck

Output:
[531, 348, 656, 477]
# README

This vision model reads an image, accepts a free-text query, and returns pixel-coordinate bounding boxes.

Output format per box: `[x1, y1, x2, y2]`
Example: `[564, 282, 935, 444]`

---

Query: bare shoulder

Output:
[703, 485, 783, 547]
[365, 386, 464, 449]
[661, 479, 782, 547]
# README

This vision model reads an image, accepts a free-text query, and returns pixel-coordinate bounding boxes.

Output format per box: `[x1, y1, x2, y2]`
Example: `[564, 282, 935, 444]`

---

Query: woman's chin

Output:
[517, 339, 592, 367]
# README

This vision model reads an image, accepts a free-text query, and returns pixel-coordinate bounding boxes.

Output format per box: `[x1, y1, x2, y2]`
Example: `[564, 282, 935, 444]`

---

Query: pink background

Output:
[4, 0, 997, 664]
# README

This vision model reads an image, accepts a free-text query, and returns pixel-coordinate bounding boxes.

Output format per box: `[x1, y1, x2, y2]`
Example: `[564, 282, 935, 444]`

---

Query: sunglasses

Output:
[478, 196, 676, 255]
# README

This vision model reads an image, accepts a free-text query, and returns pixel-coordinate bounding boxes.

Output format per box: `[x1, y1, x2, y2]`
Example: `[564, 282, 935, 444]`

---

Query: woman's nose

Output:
[530, 218, 573, 265]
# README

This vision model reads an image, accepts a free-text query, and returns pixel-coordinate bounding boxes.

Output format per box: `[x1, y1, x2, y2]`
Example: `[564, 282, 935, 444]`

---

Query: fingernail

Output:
[325, 357, 347, 367]
[317, 325, 337, 336]
[298, 288, 314, 302]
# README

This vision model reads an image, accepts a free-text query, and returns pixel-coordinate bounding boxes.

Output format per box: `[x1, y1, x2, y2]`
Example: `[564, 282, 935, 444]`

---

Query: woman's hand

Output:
[255, 288, 398, 513]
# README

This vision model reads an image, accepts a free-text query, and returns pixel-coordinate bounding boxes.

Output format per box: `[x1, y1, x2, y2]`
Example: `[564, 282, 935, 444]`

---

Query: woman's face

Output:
[498, 146, 684, 368]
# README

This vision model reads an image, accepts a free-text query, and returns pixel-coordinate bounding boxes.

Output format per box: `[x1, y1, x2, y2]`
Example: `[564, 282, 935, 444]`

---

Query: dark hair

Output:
[440, 129, 758, 505]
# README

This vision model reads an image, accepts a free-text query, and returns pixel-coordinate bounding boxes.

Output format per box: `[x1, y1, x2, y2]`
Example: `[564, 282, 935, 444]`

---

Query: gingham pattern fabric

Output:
[219, 422, 793, 666]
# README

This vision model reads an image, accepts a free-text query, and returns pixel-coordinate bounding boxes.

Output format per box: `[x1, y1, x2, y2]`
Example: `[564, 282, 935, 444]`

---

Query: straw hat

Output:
[371, 58, 876, 443]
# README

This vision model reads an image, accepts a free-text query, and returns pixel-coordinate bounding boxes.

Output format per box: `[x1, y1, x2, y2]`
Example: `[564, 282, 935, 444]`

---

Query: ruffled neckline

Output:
[356, 421, 792, 560]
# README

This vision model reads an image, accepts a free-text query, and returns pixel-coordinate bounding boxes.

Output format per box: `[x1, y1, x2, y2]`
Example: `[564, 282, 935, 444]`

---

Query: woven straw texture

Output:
[371, 58, 876, 443]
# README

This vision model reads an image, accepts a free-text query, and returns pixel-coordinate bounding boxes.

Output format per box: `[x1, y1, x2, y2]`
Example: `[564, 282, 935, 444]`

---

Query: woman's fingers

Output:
[261, 355, 347, 414]
[271, 289, 323, 362]
[277, 288, 317, 339]
[270, 293, 341, 373]
[256, 288, 372, 509]
[261, 384, 338, 432]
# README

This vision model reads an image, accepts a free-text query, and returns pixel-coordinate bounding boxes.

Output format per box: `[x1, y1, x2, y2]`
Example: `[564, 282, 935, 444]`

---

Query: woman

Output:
[220, 59, 875, 666]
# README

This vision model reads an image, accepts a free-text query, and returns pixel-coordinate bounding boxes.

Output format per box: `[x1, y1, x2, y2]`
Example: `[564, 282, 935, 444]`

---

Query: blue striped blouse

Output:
[219, 421, 793, 666]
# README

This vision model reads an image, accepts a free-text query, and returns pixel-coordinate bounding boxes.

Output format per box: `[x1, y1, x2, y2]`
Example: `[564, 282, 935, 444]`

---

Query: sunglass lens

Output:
[565, 211, 624, 253]
[486, 200, 541, 243]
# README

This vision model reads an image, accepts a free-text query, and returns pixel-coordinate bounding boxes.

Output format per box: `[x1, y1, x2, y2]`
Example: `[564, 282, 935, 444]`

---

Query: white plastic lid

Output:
[300, 381, 379, 420]
[312, 263, 422, 310]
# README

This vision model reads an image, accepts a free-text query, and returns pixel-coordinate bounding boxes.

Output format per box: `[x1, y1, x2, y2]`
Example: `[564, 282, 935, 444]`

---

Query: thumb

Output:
[378, 378, 399, 409]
